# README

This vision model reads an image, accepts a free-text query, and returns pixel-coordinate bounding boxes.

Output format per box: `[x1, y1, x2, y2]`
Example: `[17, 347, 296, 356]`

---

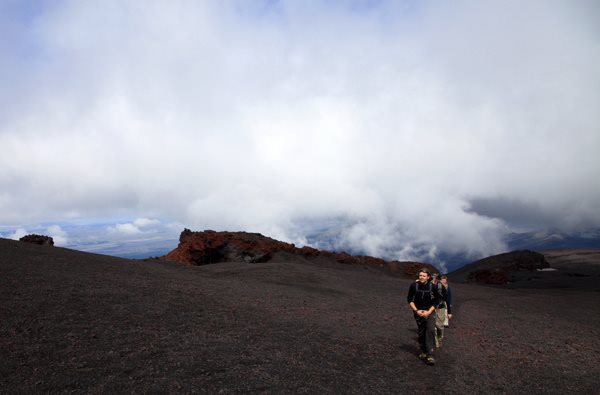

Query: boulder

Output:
[166, 229, 298, 265]
[19, 234, 54, 246]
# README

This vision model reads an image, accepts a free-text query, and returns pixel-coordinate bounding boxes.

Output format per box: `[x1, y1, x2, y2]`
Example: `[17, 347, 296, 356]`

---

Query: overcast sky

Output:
[1, 0, 599, 265]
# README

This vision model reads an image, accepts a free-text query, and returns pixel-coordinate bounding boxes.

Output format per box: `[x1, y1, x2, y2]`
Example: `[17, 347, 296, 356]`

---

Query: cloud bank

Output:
[1, 0, 599, 264]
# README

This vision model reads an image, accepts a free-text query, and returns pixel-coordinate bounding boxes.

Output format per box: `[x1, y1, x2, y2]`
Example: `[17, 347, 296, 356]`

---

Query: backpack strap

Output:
[414, 281, 435, 303]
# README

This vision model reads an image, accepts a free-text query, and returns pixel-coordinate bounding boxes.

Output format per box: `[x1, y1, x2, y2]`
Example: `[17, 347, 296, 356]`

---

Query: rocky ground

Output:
[1, 238, 599, 394]
[449, 248, 600, 290]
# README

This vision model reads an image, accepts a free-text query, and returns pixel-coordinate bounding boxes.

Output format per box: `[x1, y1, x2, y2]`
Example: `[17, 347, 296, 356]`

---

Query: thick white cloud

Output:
[107, 218, 160, 235]
[133, 218, 161, 228]
[47, 224, 68, 246]
[1, 0, 599, 263]
[7, 228, 28, 241]
[108, 223, 142, 236]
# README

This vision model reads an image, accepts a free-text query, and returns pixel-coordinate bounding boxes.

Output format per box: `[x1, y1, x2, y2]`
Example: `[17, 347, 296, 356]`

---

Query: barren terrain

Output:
[1, 238, 599, 394]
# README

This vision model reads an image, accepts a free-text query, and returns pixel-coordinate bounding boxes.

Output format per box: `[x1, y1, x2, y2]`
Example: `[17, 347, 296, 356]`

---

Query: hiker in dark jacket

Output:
[433, 274, 452, 347]
[440, 275, 453, 327]
[407, 268, 442, 365]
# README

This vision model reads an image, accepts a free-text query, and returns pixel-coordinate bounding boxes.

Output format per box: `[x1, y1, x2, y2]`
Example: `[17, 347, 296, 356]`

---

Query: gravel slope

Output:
[1, 238, 599, 394]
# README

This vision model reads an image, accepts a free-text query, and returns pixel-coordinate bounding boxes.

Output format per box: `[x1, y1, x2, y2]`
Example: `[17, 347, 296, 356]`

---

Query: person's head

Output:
[440, 275, 448, 286]
[417, 269, 431, 284]
[432, 273, 439, 283]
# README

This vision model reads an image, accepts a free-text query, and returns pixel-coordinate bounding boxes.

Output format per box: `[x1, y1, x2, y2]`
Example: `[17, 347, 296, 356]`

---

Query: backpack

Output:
[436, 283, 447, 307]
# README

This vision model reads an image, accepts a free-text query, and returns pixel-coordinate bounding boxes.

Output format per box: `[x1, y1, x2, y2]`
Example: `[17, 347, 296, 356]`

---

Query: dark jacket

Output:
[434, 283, 453, 314]
[444, 286, 453, 314]
[407, 281, 442, 311]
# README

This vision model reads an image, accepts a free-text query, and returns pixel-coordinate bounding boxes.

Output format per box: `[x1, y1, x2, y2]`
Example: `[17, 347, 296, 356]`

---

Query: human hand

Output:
[448, 314, 453, 319]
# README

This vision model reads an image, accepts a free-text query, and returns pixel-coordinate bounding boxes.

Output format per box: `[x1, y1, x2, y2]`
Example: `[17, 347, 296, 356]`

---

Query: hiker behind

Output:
[407, 269, 442, 365]
[440, 275, 453, 328]
[432, 274, 452, 348]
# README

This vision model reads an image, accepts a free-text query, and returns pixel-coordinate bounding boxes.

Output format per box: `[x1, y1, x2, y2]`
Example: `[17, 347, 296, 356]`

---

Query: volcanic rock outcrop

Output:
[19, 234, 54, 246]
[449, 250, 550, 285]
[164, 229, 438, 278]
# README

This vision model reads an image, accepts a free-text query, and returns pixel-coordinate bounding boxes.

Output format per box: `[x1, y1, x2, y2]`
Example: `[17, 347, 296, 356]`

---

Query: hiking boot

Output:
[418, 353, 427, 360]
[425, 356, 435, 365]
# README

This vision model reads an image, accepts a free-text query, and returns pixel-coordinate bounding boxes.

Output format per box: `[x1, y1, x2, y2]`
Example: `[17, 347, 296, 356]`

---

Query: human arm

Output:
[446, 286, 452, 305]
[410, 301, 434, 317]
[446, 287, 453, 316]
[419, 305, 435, 317]
[407, 282, 416, 308]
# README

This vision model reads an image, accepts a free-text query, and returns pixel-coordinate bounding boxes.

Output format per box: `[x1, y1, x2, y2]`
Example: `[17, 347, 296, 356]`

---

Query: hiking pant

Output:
[435, 307, 447, 346]
[414, 312, 436, 355]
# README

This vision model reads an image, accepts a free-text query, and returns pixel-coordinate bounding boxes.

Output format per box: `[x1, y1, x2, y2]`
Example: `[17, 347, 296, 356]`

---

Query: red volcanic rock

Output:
[19, 234, 54, 246]
[401, 261, 440, 278]
[297, 245, 320, 258]
[165, 229, 297, 265]
[164, 229, 434, 278]
[319, 251, 389, 267]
